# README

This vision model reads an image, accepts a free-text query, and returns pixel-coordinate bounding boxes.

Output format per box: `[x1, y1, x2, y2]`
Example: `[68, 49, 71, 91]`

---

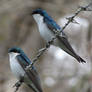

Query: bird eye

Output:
[8, 47, 20, 53]
[9, 49, 17, 53]
[13, 50, 16, 53]
[13, 49, 18, 53]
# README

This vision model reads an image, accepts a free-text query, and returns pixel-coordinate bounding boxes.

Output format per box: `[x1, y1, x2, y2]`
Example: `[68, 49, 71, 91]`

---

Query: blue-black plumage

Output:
[8, 47, 43, 92]
[32, 8, 86, 63]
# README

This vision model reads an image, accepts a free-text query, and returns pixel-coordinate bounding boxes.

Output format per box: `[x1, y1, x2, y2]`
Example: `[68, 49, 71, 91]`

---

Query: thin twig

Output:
[26, 2, 92, 70]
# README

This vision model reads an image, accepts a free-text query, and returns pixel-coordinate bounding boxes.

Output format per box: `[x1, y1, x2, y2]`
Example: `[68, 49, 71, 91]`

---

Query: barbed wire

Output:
[26, 2, 92, 70]
[14, 2, 92, 92]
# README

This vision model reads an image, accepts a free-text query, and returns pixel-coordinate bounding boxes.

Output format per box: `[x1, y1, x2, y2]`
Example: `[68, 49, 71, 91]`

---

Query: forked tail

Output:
[77, 56, 86, 63]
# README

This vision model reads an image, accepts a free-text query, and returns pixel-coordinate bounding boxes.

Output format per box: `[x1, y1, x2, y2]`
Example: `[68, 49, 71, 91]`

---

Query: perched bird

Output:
[32, 8, 86, 63]
[8, 47, 43, 92]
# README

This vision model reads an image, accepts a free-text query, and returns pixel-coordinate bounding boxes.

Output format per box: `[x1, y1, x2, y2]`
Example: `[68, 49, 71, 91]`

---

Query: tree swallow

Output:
[8, 47, 43, 92]
[32, 8, 86, 63]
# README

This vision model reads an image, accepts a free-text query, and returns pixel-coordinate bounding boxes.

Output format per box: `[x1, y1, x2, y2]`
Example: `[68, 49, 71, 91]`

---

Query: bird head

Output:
[8, 47, 23, 53]
[8, 47, 24, 57]
[32, 8, 48, 24]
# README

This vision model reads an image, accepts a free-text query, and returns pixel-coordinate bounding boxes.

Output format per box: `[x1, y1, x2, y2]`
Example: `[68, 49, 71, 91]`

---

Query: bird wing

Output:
[57, 35, 78, 56]
[16, 55, 43, 92]
[44, 16, 78, 58]
[57, 35, 86, 63]
[44, 15, 86, 63]
[44, 16, 61, 31]
[44, 16, 67, 37]
[21, 52, 32, 64]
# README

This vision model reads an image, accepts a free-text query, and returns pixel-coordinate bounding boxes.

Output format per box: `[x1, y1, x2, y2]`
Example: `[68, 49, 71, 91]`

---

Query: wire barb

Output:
[66, 17, 79, 24]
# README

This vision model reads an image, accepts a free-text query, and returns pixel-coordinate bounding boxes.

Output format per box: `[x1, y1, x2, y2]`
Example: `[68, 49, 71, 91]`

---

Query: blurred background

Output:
[0, 0, 92, 92]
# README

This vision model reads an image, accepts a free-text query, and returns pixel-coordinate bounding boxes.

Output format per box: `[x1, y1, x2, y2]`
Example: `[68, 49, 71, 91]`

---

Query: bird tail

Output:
[27, 84, 43, 92]
[77, 56, 86, 63]
[27, 84, 37, 92]
[57, 36, 86, 63]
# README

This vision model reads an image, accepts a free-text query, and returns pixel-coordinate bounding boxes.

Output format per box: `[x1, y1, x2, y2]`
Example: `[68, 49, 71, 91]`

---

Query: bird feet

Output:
[13, 78, 24, 92]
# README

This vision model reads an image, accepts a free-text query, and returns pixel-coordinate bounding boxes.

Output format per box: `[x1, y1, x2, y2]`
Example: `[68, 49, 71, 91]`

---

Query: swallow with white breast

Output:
[8, 47, 43, 92]
[32, 8, 86, 63]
